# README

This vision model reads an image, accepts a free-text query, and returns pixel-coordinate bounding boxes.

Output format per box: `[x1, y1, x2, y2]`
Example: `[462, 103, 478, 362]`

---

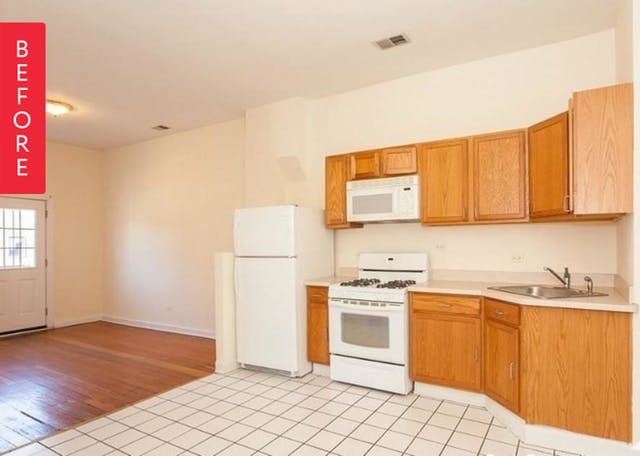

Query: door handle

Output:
[509, 361, 515, 380]
[474, 347, 479, 363]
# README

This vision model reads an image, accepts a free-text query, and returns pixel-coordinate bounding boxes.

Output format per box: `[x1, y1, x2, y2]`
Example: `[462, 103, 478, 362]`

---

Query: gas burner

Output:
[376, 280, 417, 289]
[340, 278, 381, 287]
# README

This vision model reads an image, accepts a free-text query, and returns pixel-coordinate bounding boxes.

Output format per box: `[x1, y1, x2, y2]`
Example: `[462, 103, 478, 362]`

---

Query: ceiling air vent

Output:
[152, 125, 170, 131]
[374, 34, 410, 50]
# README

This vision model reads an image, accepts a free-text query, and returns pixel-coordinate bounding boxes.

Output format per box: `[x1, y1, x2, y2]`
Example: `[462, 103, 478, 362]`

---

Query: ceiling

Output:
[1, 0, 621, 150]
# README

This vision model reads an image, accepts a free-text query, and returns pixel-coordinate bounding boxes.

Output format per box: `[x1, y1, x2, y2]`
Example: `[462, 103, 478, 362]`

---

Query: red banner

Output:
[0, 23, 46, 194]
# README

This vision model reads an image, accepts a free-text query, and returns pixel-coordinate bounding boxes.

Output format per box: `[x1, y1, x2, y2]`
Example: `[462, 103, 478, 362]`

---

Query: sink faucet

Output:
[544, 266, 571, 288]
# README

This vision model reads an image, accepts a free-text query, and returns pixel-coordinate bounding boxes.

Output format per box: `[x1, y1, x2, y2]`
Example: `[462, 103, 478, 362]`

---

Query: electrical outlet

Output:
[435, 243, 445, 250]
[511, 254, 525, 264]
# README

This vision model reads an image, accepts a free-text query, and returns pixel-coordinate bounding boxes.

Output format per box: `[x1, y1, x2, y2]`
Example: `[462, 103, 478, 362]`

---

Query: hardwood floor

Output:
[0, 322, 215, 452]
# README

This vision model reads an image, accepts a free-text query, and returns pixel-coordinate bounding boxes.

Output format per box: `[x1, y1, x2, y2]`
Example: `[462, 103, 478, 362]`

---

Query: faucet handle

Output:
[584, 276, 593, 295]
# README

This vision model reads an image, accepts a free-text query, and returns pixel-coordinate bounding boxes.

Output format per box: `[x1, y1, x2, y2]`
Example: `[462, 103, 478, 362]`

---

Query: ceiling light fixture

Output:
[45, 99, 73, 117]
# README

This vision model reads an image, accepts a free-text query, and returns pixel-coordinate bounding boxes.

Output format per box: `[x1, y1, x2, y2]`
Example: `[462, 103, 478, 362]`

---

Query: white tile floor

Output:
[4, 369, 581, 456]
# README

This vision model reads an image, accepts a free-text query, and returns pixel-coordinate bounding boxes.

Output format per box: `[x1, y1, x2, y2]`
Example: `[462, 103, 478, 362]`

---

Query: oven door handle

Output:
[329, 300, 404, 313]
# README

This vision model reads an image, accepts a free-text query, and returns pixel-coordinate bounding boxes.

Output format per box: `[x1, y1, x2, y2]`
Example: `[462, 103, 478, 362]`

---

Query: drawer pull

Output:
[311, 294, 325, 300]
[494, 310, 505, 317]
[437, 303, 452, 308]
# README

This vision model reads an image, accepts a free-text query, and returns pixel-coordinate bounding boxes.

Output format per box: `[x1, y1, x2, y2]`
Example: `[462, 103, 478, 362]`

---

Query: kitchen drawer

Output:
[484, 298, 520, 327]
[307, 286, 328, 304]
[411, 293, 480, 316]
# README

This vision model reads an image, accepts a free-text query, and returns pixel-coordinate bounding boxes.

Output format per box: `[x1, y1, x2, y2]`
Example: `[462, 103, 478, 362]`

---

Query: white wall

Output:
[245, 30, 620, 273]
[616, 0, 635, 291]
[46, 141, 105, 325]
[103, 119, 245, 337]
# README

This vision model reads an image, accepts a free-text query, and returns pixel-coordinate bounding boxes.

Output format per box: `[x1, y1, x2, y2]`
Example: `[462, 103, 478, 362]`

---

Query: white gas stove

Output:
[328, 253, 429, 394]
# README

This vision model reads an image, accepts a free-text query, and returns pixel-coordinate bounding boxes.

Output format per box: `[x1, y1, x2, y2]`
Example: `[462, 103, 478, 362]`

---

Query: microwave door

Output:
[348, 187, 396, 222]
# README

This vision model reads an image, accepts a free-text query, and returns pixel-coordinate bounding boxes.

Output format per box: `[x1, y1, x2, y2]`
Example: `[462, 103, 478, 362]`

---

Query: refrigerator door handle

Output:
[234, 260, 240, 299]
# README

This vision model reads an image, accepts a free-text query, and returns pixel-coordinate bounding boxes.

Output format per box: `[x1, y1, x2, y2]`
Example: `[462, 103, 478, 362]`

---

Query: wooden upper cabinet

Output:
[572, 83, 633, 215]
[528, 113, 570, 218]
[419, 139, 469, 224]
[307, 287, 330, 365]
[472, 130, 527, 221]
[382, 146, 417, 176]
[325, 155, 361, 228]
[350, 151, 381, 180]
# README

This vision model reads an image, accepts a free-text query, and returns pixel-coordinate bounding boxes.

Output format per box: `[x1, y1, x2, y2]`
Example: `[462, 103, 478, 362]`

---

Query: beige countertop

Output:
[409, 279, 636, 313]
[305, 277, 636, 313]
[305, 276, 352, 287]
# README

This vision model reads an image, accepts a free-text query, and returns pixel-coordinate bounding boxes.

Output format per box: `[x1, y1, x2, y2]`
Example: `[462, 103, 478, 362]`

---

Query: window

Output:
[0, 208, 36, 268]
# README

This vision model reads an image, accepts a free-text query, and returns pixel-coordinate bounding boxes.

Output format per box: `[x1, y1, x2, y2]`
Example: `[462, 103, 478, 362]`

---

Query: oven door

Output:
[329, 299, 407, 365]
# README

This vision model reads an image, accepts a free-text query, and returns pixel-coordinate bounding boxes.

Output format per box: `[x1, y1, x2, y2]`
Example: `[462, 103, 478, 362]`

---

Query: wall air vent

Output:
[152, 125, 170, 131]
[374, 34, 410, 50]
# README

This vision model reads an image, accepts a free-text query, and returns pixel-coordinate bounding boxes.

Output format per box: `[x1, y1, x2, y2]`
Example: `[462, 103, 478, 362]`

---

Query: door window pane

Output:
[0, 208, 37, 268]
[341, 313, 390, 348]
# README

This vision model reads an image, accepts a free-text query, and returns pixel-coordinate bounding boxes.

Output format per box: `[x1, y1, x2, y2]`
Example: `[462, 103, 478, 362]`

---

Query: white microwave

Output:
[347, 175, 420, 222]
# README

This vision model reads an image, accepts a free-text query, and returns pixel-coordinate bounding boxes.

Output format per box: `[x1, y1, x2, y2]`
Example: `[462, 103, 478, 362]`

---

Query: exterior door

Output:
[0, 197, 46, 333]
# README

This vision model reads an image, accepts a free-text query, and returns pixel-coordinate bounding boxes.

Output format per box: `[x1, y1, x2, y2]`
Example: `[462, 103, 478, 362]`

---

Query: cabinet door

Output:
[528, 113, 570, 218]
[350, 151, 381, 179]
[325, 155, 355, 228]
[410, 311, 481, 391]
[419, 139, 469, 224]
[484, 319, 519, 413]
[572, 83, 633, 215]
[521, 307, 631, 442]
[472, 130, 527, 221]
[307, 287, 329, 365]
[382, 146, 417, 176]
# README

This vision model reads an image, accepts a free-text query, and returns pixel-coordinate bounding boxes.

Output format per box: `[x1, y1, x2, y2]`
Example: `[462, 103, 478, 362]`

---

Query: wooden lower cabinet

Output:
[483, 303, 520, 413]
[306, 286, 329, 365]
[410, 292, 632, 442]
[410, 294, 482, 392]
[520, 306, 632, 442]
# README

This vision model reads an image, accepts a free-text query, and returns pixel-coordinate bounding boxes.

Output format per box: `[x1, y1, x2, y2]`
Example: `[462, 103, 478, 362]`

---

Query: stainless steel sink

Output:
[488, 285, 608, 300]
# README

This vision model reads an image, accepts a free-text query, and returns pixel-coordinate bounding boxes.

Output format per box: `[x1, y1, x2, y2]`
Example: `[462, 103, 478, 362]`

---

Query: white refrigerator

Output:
[234, 205, 334, 377]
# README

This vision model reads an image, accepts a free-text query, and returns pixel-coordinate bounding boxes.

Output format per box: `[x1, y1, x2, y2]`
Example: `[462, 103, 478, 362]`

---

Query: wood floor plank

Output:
[0, 321, 215, 445]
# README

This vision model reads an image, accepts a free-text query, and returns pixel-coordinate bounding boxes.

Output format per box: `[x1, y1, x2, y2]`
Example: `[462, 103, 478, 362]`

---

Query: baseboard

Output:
[312, 363, 330, 378]
[215, 360, 239, 373]
[54, 315, 102, 328]
[413, 381, 485, 407]
[101, 315, 216, 339]
[415, 381, 640, 456]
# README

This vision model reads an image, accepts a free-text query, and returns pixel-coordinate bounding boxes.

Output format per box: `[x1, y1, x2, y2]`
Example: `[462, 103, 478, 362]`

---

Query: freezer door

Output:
[234, 206, 296, 257]
[235, 257, 300, 373]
